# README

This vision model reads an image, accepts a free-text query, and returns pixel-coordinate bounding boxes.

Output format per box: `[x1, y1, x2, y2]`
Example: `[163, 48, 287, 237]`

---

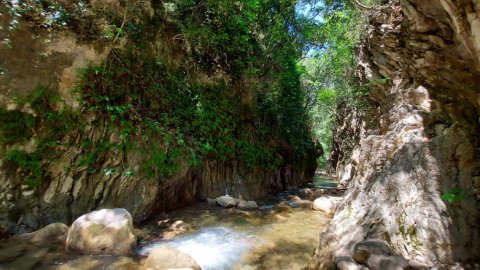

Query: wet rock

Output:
[161, 220, 194, 240]
[141, 246, 201, 270]
[335, 256, 369, 270]
[366, 254, 410, 270]
[298, 188, 314, 199]
[312, 196, 341, 215]
[65, 208, 136, 255]
[289, 195, 314, 209]
[237, 200, 258, 210]
[352, 240, 391, 264]
[13, 223, 68, 247]
[216, 195, 237, 208]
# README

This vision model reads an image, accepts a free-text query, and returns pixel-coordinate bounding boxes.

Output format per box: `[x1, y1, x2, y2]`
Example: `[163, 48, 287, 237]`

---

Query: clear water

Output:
[137, 201, 332, 270]
[0, 190, 332, 270]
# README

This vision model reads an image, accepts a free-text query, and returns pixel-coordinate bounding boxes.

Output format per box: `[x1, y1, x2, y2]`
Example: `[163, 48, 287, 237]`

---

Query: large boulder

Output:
[312, 196, 341, 215]
[237, 200, 258, 210]
[141, 246, 201, 270]
[65, 208, 136, 255]
[215, 195, 237, 208]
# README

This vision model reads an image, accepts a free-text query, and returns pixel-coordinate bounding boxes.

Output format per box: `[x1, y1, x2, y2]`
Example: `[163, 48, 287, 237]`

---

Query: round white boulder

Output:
[65, 208, 136, 255]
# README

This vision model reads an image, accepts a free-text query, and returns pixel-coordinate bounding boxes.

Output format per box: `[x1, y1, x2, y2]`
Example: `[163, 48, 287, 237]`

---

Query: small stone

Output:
[237, 200, 258, 210]
[216, 195, 237, 208]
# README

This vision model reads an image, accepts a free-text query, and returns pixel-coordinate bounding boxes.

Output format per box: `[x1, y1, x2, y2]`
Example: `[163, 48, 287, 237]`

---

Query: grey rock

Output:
[366, 254, 410, 270]
[215, 195, 237, 208]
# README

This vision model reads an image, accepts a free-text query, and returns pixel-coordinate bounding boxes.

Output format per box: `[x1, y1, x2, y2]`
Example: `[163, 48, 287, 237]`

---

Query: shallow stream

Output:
[0, 175, 337, 270]
[137, 198, 331, 270]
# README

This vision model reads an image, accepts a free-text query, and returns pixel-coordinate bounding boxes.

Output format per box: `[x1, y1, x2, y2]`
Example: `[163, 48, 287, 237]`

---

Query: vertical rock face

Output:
[0, 1, 318, 234]
[312, 1, 480, 268]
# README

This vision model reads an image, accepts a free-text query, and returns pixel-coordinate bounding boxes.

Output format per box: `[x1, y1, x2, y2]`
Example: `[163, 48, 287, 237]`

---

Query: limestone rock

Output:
[141, 246, 201, 270]
[215, 195, 237, 208]
[310, 1, 480, 268]
[237, 200, 258, 210]
[312, 196, 340, 215]
[65, 208, 136, 255]
[352, 240, 391, 264]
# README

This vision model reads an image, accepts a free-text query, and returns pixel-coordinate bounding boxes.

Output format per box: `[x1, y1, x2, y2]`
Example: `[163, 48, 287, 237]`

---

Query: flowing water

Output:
[136, 194, 332, 270]
[0, 178, 336, 270]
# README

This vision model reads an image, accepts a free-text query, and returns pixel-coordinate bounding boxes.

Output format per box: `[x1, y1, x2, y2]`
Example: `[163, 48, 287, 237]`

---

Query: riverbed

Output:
[0, 175, 338, 269]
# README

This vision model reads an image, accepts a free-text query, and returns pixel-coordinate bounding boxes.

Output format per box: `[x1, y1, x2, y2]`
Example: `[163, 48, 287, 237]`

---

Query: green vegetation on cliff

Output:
[0, 0, 322, 185]
[0, 0, 375, 185]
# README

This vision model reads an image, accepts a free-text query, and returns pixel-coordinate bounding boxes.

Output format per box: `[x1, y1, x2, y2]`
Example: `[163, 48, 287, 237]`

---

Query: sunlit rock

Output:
[65, 208, 136, 255]
[237, 200, 258, 210]
[141, 246, 201, 270]
[312, 196, 341, 215]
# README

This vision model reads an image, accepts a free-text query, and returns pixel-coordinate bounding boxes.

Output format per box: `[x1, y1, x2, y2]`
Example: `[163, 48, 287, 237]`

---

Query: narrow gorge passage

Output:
[1, 0, 480, 270]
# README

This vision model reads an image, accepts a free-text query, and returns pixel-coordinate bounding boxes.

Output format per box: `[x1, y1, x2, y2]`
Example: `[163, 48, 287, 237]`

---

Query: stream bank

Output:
[0, 177, 342, 270]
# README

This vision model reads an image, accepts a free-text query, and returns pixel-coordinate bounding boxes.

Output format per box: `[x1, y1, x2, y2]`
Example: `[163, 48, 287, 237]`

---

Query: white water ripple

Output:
[138, 227, 259, 270]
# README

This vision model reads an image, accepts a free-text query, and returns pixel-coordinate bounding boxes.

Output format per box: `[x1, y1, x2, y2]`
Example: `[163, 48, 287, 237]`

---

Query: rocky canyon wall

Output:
[312, 0, 480, 268]
[0, 1, 317, 235]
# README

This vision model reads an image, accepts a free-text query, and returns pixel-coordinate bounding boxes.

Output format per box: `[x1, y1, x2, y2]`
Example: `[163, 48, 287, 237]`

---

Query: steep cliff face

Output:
[312, 0, 480, 268]
[0, 1, 318, 235]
